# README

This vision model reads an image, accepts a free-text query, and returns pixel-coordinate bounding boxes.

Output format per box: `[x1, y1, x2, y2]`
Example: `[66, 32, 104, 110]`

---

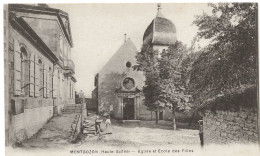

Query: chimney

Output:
[124, 34, 127, 43]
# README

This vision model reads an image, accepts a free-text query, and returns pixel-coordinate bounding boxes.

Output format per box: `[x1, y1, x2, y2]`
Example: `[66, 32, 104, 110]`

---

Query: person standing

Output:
[105, 115, 112, 134]
[198, 120, 204, 146]
[95, 115, 102, 136]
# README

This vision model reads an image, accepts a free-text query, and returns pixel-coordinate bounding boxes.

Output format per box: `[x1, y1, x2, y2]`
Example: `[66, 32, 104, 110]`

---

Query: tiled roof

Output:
[143, 16, 177, 45]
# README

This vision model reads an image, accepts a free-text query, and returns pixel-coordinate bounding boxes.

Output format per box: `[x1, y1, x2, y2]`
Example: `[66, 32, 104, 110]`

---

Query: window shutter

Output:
[29, 54, 35, 96]
[23, 59, 30, 95]
[47, 70, 52, 97]
[43, 65, 47, 98]
[34, 56, 40, 97]
[14, 39, 21, 95]
[53, 69, 57, 98]
[59, 72, 62, 98]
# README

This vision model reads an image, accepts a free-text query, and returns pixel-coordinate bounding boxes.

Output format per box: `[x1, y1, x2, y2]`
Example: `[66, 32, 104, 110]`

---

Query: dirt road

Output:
[78, 113, 200, 148]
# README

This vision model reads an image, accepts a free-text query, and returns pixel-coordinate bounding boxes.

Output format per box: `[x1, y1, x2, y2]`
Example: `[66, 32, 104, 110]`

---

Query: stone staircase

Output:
[62, 104, 82, 114]
[82, 120, 96, 135]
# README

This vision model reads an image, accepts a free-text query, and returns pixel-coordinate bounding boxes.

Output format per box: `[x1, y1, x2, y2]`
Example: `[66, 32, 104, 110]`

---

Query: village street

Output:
[78, 112, 200, 148]
[18, 112, 200, 150]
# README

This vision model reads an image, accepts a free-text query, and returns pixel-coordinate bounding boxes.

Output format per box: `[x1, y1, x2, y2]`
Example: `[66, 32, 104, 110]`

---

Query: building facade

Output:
[93, 5, 180, 120]
[4, 4, 76, 145]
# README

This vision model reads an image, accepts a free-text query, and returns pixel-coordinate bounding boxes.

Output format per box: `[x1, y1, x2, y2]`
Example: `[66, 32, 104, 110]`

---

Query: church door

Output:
[123, 98, 134, 120]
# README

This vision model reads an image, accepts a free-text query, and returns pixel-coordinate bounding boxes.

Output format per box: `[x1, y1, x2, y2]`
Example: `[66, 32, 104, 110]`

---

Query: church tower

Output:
[143, 4, 177, 54]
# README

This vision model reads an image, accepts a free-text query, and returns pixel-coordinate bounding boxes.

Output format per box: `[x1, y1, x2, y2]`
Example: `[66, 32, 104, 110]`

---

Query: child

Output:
[105, 115, 112, 134]
[95, 115, 102, 136]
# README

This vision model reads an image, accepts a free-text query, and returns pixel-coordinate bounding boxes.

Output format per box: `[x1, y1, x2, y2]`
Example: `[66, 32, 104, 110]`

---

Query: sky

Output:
[49, 3, 212, 97]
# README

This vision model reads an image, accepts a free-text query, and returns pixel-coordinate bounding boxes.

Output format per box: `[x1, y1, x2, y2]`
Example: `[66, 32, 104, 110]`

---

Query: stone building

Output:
[92, 5, 181, 120]
[4, 4, 76, 145]
[198, 85, 258, 144]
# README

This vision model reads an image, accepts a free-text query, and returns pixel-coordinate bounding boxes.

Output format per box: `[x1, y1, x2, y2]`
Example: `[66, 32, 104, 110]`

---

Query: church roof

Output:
[143, 5, 177, 45]
[98, 38, 138, 75]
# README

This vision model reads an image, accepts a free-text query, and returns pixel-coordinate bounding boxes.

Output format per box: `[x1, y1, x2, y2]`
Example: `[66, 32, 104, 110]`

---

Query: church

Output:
[92, 4, 177, 120]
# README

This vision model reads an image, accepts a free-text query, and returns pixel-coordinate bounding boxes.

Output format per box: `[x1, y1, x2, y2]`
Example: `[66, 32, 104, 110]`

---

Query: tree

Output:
[158, 41, 192, 129]
[134, 42, 192, 128]
[135, 45, 162, 123]
[190, 3, 257, 105]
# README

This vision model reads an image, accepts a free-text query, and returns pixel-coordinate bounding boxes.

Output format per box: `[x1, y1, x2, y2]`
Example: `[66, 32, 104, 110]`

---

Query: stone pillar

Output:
[134, 97, 136, 120]
[121, 97, 124, 119]
[116, 96, 123, 120]
[135, 96, 140, 119]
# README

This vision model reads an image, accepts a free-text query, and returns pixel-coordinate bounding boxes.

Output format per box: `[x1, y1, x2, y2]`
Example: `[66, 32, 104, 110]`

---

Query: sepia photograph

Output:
[2, 1, 259, 156]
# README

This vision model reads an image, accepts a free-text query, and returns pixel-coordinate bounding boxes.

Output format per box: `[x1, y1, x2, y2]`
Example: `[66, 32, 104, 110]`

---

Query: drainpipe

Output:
[52, 62, 55, 116]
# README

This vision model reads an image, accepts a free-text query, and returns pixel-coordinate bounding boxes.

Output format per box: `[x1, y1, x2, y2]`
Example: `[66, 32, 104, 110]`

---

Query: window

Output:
[13, 41, 30, 96]
[47, 66, 52, 98]
[122, 77, 135, 90]
[29, 54, 35, 96]
[59, 71, 62, 98]
[20, 47, 29, 95]
[38, 59, 43, 97]
[126, 61, 132, 68]
[13, 40, 22, 95]
[52, 69, 58, 98]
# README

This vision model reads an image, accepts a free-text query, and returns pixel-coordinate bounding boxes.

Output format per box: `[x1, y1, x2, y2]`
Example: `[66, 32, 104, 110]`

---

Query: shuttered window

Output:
[52, 69, 58, 98]
[59, 72, 62, 98]
[21, 47, 29, 95]
[47, 67, 52, 98]
[29, 54, 35, 96]
[34, 57, 41, 97]
[14, 39, 22, 95]
[43, 65, 47, 98]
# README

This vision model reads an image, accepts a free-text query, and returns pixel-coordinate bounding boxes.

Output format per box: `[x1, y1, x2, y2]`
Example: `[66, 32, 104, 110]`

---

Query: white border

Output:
[0, 1, 259, 156]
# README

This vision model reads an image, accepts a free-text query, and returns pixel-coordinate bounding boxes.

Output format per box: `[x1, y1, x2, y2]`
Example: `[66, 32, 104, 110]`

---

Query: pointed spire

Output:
[156, 3, 164, 18]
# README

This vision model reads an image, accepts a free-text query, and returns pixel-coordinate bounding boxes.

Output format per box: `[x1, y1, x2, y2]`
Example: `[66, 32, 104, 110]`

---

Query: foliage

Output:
[159, 42, 192, 112]
[135, 44, 162, 111]
[190, 3, 258, 105]
[135, 41, 192, 113]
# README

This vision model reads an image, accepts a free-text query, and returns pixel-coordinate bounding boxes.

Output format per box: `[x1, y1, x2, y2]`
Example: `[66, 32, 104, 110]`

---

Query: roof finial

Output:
[124, 33, 127, 43]
[157, 3, 161, 10]
[157, 3, 164, 18]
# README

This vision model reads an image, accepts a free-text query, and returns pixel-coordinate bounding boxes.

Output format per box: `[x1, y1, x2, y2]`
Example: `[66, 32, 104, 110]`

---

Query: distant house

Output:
[198, 85, 258, 144]
[85, 98, 97, 111]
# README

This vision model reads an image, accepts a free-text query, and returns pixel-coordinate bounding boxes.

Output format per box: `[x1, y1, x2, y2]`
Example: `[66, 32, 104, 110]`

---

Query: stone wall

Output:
[203, 108, 258, 144]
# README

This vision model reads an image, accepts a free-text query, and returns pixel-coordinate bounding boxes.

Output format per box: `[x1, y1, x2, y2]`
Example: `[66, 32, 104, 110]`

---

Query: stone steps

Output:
[62, 104, 82, 114]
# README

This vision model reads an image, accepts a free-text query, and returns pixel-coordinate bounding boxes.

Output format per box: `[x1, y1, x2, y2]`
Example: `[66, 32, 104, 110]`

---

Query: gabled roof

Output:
[8, 4, 73, 47]
[97, 38, 138, 75]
